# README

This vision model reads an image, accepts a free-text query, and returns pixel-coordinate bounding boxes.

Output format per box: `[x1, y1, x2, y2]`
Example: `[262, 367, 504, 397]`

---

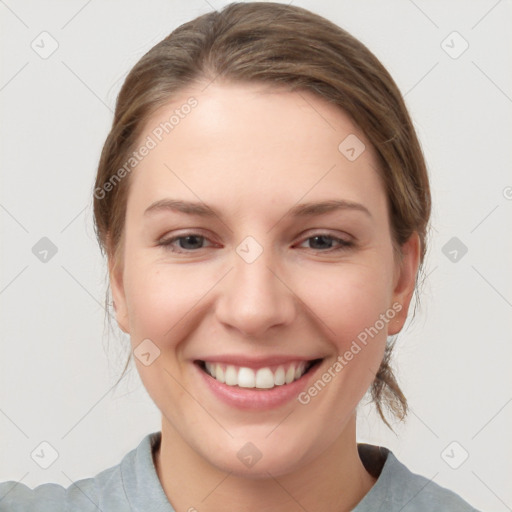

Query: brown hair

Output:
[93, 2, 431, 429]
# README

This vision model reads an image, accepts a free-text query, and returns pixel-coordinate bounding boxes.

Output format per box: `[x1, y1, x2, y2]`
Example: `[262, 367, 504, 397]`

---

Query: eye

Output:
[158, 233, 213, 253]
[297, 233, 353, 252]
[157, 232, 353, 254]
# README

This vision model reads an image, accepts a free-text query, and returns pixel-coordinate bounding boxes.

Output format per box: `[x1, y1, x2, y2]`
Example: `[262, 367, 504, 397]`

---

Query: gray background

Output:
[1, 1, 511, 510]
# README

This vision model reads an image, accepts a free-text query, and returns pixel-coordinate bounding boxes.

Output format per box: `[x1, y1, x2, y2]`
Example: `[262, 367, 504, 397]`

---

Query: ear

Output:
[388, 232, 421, 336]
[107, 238, 130, 334]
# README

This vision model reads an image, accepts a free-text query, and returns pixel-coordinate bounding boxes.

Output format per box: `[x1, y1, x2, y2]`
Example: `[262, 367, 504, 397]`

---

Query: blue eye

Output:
[158, 234, 210, 252]
[299, 234, 353, 251]
[157, 232, 353, 253]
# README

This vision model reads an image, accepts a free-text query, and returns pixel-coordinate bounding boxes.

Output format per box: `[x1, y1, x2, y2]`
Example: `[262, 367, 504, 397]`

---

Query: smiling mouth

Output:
[195, 359, 323, 389]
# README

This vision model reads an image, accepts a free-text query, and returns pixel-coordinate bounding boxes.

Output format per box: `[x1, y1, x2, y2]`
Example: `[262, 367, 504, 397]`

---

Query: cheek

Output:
[124, 252, 395, 339]
[123, 238, 396, 352]
[124, 263, 198, 343]
[291, 265, 393, 419]
[298, 259, 395, 342]
[122, 261, 208, 403]
[296, 258, 394, 403]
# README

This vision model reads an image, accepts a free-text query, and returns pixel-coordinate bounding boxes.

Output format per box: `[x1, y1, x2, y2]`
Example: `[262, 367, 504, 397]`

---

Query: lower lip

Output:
[195, 361, 322, 410]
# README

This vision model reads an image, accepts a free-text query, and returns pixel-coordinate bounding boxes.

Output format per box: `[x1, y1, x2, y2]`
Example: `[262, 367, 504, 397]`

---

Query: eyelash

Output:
[157, 232, 354, 254]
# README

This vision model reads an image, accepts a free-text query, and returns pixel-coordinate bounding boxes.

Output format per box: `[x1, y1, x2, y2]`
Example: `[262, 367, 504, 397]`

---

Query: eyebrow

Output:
[144, 198, 372, 220]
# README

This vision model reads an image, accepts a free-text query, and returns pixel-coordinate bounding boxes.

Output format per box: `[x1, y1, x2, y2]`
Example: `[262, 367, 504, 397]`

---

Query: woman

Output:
[0, 2, 481, 511]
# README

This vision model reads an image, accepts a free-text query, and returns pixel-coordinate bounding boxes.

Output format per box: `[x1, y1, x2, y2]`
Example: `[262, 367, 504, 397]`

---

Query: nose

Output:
[215, 242, 296, 338]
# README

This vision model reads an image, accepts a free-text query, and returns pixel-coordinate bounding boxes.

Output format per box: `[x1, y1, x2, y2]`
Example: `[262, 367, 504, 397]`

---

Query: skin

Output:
[109, 81, 420, 512]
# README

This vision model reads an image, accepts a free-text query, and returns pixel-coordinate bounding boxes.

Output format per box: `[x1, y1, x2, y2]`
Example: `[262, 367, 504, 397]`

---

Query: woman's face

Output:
[110, 82, 419, 477]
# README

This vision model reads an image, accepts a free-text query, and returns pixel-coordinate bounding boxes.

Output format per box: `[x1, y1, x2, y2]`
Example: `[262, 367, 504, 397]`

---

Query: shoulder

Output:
[0, 433, 157, 512]
[0, 464, 125, 512]
[355, 443, 481, 512]
[0, 479, 94, 512]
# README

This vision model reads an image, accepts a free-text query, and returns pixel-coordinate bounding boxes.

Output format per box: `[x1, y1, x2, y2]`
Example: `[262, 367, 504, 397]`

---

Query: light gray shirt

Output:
[0, 431, 481, 511]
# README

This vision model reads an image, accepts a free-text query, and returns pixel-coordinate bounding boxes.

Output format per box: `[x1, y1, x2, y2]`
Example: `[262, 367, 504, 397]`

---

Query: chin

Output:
[198, 435, 316, 480]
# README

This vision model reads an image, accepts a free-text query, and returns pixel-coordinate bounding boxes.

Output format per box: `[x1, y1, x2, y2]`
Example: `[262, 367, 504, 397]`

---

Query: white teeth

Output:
[285, 366, 295, 384]
[238, 367, 255, 388]
[225, 365, 238, 385]
[203, 361, 313, 389]
[295, 362, 306, 380]
[255, 368, 275, 389]
[274, 366, 285, 386]
[216, 365, 225, 383]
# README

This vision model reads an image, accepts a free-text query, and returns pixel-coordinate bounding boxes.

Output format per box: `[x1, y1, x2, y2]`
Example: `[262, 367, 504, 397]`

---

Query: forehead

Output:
[127, 81, 386, 218]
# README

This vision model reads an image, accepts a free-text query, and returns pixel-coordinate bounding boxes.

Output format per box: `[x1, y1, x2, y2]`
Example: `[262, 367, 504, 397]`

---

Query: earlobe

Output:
[388, 232, 421, 336]
[108, 250, 130, 334]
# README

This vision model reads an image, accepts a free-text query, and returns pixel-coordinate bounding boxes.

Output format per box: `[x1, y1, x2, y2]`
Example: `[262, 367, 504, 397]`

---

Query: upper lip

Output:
[195, 355, 323, 369]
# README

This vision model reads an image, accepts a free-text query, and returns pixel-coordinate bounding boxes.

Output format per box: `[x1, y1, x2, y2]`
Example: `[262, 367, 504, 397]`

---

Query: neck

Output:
[154, 415, 377, 512]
